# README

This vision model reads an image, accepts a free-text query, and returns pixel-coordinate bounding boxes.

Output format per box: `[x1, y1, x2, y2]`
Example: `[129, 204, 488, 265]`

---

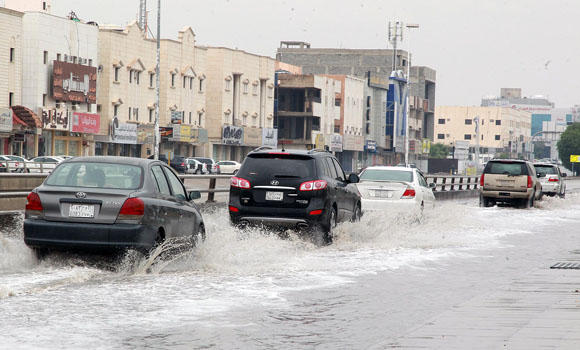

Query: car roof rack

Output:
[251, 146, 274, 152]
[308, 148, 331, 154]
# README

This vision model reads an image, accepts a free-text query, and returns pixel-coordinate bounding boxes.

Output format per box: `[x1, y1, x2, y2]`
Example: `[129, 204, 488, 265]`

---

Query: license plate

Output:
[499, 192, 511, 197]
[265, 191, 283, 201]
[374, 190, 392, 198]
[69, 204, 95, 218]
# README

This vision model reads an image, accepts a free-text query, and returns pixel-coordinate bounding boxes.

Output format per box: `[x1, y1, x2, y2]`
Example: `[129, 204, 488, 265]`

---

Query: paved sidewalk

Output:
[385, 253, 580, 349]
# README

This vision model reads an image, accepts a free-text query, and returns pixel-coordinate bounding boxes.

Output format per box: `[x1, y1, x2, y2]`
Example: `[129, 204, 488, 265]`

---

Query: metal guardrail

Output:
[425, 175, 480, 192]
[0, 160, 55, 173]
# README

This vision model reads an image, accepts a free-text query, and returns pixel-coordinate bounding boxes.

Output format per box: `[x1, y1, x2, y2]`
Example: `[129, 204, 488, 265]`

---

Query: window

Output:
[45, 163, 143, 190]
[9, 92, 14, 107]
[199, 79, 204, 92]
[72, 56, 77, 64]
[149, 109, 153, 123]
[183, 76, 187, 89]
[324, 158, 338, 179]
[135, 71, 140, 85]
[225, 80, 231, 91]
[481, 134, 484, 140]
[495, 135, 501, 140]
[252, 84, 258, 95]
[114, 67, 120, 82]
[43, 51, 48, 64]
[438, 118, 445, 124]
[42, 94, 47, 107]
[129, 70, 132, 83]
[88, 59, 92, 67]
[464, 134, 472, 140]
[134, 108, 139, 121]
[113, 105, 119, 117]
[151, 166, 171, 195]
[417, 173, 428, 188]
[189, 111, 192, 124]
[57, 53, 61, 61]
[43, 1, 47, 10]
[198, 112, 203, 126]
[163, 166, 186, 200]
[465, 119, 472, 125]
[88, 104, 92, 112]
[128, 107, 132, 120]
[267, 86, 273, 98]
[331, 158, 346, 181]
[243, 82, 249, 94]
[149, 73, 154, 87]
[437, 133, 445, 139]
[171, 73, 176, 87]
[190, 77, 193, 90]
[10, 48, 14, 62]
[495, 120, 501, 125]
[481, 119, 484, 125]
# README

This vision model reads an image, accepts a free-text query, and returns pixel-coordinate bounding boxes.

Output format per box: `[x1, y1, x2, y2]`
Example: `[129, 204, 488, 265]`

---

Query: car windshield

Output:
[485, 162, 528, 176]
[238, 154, 314, 180]
[360, 169, 414, 182]
[45, 162, 142, 189]
[534, 165, 558, 177]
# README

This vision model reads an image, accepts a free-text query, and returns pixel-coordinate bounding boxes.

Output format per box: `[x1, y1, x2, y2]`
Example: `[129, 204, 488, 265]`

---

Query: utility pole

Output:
[388, 21, 402, 73]
[154, 0, 160, 160]
[474, 115, 480, 173]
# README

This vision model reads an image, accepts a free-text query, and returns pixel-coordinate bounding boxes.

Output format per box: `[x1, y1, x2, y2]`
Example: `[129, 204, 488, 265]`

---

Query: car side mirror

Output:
[429, 182, 436, 189]
[188, 190, 201, 201]
[562, 173, 567, 177]
[348, 173, 360, 184]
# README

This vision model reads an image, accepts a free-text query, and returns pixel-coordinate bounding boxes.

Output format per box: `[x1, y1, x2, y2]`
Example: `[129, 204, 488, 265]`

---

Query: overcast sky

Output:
[53, 0, 580, 108]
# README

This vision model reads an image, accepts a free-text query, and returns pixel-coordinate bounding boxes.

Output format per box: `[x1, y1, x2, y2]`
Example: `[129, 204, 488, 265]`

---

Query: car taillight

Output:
[401, 187, 416, 199]
[229, 205, 239, 212]
[25, 192, 43, 212]
[118, 198, 144, 220]
[480, 174, 485, 187]
[309, 209, 323, 216]
[527, 176, 533, 188]
[548, 177, 559, 182]
[231, 176, 251, 189]
[299, 180, 327, 191]
[181, 162, 185, 166]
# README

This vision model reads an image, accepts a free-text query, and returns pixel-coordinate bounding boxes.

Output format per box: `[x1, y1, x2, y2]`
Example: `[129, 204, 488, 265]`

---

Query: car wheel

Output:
[233, 169, 238, 175]
[479, 195, 492, 208]
[351, 202, 362, 222]
[538, 191, 544, 201]
[523, 191, 535, 209]
[32, 247, 48, 261]
[559, 191, 566, 199]
[192, 224, 206, 247]
[317, 206, 336, 245]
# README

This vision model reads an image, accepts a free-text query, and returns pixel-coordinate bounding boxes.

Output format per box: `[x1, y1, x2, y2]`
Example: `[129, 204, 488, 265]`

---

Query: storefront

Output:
[0, 108, 13, 155]
[242, 127, 262, 158]
[341, 134, 364, 172]
[213, 125, 244, 161]
[10, 106, 43, 158]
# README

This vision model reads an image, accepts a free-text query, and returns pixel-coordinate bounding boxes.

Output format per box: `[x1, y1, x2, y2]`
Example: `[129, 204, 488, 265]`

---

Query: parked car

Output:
[23, 156, 205, 256]
[29, 156, 65, 173]
[479, 159, 542, 208]
[216, 160, 241, 174]
[6, 155, 33, 172]
[355, 166, 436, 213]
[228, 149, 361, 244]
[0, 155, 23, 173]
[534, 163, 566, 198]
[194, 157, 219, 173]
[185, 158, 208, 174]
[147, 154, 188, 173]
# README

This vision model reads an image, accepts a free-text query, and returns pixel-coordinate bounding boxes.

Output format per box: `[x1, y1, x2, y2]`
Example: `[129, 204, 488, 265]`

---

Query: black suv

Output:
[228, 149, 361, 243]
[147, 154, 187, 173]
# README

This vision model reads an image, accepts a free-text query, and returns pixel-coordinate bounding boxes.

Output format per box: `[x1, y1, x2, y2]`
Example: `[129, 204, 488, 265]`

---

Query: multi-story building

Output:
[275, 74, 341, 152]
[16, 10, 99, 158]
[276, 41, 437, 166]
[409, 66, 436, 159]
[434, 106, 532, 159]
[3, 0, 51, 13]
[363, 72, 389, 166]
[0, 7, 23, 154]
[324, 75, 365, 172]
[97, 22, 207, 158]
[204, 47, 275, 162]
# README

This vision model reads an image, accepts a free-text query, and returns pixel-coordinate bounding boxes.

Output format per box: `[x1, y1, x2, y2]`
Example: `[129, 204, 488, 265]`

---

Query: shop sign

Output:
[13, 133, 25, 142]
[0, 108, 12, 133]
[343, 134, 364, 151]
[223, 125, 243, 145]
[314, 133, 325, 149]
[194, 128, 208, 143]
[110, 117, 137, 144]
[137, 124, 154, 144]
[421, 139, 431, 154]
[171, 111, 183, 124]
[52, 60, 97, 104]
[365, 140, 377, 153]
[244, 127, 262, 146]
[262, 128, 278, 147]
[180, 125, 192, 142]
[160, 126, 173, 140]
[331, 134, 343, 152]
[42, 107, 69, 131]
[71, 112, 100, 134]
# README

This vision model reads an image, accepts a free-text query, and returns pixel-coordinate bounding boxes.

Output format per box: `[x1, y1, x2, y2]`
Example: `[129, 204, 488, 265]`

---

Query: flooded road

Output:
[1, 194, 579, 349]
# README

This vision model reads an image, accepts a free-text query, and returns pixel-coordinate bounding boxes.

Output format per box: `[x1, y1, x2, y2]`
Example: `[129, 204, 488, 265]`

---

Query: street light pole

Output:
[404, 23, 419, 167]
[153, 0, 161, 160]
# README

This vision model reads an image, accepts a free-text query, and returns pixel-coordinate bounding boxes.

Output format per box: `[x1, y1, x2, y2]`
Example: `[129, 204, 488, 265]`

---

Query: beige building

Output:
[435, 106, 532, 156]
[204, 47, 275, 161]
[0, 7, 22, 154]
[97, 22, 207, 158]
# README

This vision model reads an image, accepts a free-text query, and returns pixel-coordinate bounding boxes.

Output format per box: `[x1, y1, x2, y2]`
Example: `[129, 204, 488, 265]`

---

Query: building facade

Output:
[204, 47, 275, 162]
[0, 7, 23, 155]
[435, 106, 532, 159]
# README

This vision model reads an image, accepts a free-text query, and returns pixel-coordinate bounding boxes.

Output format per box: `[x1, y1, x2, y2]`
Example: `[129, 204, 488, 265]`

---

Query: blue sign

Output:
[365, 140, 377, 153]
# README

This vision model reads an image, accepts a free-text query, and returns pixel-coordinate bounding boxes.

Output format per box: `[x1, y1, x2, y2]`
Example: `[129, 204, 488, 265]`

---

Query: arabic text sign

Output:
[331, 134, 343, 152]
[0, 108, 12, 133]
[570, 155, 580, 163]
[111, 122, 137, 144]
[52, 61, 97, 104]
[223, 125, 243, 145]
[71, 112, 100, 134]
[262, 128, 278, 147]
[42, 108, 69, 131]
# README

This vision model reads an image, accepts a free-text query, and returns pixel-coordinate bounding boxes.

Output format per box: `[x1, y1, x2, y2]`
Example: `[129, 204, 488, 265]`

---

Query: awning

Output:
[11, 106, 42, 128]
[13, 114, 27, 127]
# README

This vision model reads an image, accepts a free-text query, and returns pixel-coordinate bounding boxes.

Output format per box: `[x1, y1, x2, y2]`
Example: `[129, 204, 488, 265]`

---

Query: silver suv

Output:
[479, 159, 542, 208]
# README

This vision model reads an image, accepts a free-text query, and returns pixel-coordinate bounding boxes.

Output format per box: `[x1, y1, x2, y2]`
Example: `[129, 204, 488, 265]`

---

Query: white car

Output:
[0, 155, 27, 172]
[533, 163, 566, 198]
[193, 157, 218, 173]
[29, 156, 65, 173]
[356, 166, 436, 212]
[185, 158, 208, 174]
[216, 160, 241, 174]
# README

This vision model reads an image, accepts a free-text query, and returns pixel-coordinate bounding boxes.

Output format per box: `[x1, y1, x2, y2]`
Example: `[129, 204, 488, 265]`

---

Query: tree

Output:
[429, 143, 449, 159]
[557, 123, 580, 173]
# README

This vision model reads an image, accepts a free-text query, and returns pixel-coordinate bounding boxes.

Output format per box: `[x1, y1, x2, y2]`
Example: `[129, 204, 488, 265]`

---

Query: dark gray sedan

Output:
[23, 156, 205, 254]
